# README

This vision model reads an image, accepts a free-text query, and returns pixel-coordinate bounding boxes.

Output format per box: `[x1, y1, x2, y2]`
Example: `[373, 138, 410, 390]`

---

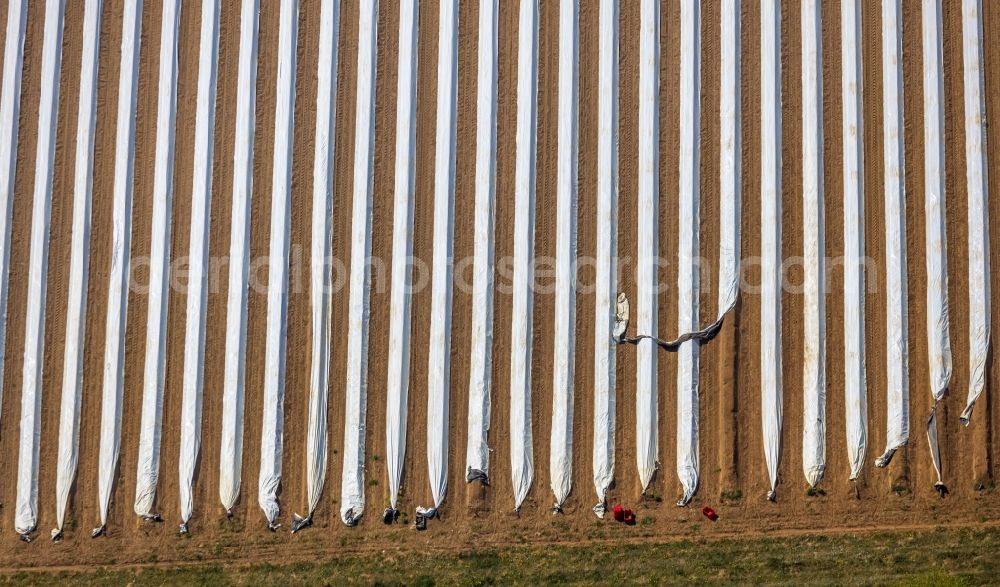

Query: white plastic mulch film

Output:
[876, 0, 910, 469]
[550, 0, 578, 511]
[921, 0, 952, 490]
[465, 0, 498, 486]
[718, 0, 741, 324]
[15, 0, 65, 539]
[592, 0, 618, 516]
[96, 0, 143, 536]
[675, 0, 700, 507]
[510, 0, 538, 512]
[384, 0, 417, 518]
[841, 0, 867, 483]
[134, 0, 182, 522]
[179, 0, 221, 533]
[800, 0, 825, 489]
[760, 0, 782, 502]
[294, 0, 341, 532]
[341, 0, 379, 527]
[0, 0, 29, 424]
[259, 0, 299, 529]
[219, 0, 260, 516]
[961, 0, 990, 425]
[54, 0, 103, 541]
[635, 0, 659, 494]
[421, 0, 459, 518]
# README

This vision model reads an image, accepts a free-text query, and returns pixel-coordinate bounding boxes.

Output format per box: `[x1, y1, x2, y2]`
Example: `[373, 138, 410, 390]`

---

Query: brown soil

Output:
[0, 0, 997, 569]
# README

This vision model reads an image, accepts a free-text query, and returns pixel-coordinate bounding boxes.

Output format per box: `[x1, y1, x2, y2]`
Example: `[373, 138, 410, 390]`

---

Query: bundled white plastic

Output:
[841, 0, 867, 483]
[675, 0, 700, 507]
[134, 0, 182, 522]
[293, 0, 341, 533]
[95, 0, 143, 537]
[510, 0, 538, 512]
[419, 0, 459, 519]
[178, 0, 221, 534]
[921, 0, 952, 489]
[800, 0, 825, 489]
[219, 0, 260, 516]
[15, 0, 65, 540]
[465, 0, 498, 486]
[53, 0, 103, 542]
[876, 0, 909, 469]
[635, 0, 659, 493]
[0, 0, 29, 420]
[550, 0, 577, 511]
[592, 0, 618, 516]
[258, 0, 298, 530]
[960, 0, 990, 426]
[341, 0, 379, 526]
[760, 0, 782, 502]
[718, 0, 741, 325]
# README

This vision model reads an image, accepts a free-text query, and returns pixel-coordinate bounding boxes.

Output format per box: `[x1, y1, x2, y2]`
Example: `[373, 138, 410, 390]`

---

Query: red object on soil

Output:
[612, 504, 625, 522]
[702, 506, 718, 521]
[623, 510, 636, 525]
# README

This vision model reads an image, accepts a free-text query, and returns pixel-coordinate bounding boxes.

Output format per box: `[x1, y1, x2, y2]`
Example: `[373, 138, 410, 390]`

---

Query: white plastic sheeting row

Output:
[0, 0, 28, 421]
[15, 0, 66, 539]
[96, 0, 143, 537]
[550, 0, 578, 511]
[54, 0, 103, 540]
[921, 0, 952, 490]
[179, 0, 221, 533]
[420, 0, 459, 518]
[295, 0, 341, 532]
[465, 0, 498, 487]
[760, 0, 782, 502]
[675, 0, 700, 507]
[800, 0, 825, 489]
[718, 0, 741, 326]
[635, 0, 659, 494]
[592, 0, 618, 516]
[841, 0, 867, 483]
[961, 0, 991, 426]
[134, 0, 182, 522]
[384, 0, 418, 517]
[258, 0, 299, 530]
[876, 0, 910, 469]
[340, 0, 378, 526]
[219, 0, 260, 516]
[510, 0, 538, 512]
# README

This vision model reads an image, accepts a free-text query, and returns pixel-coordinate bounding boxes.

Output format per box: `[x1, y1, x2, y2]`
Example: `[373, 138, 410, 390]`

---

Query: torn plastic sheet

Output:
[876, 0, 909, 469]
[921, 0, 951, 490]
[219, 0, 260, 516]
[760, 0, 782, 502]
[800, 0, 825, 489]
[95, 0, 143, 538]
[293, 0, 341, 534]
[134, 0, 182, 522]
[550, 0, 577, 511]
[592, 0, 618, 516]
[718, 0, 742, 331]
[635, 0, 659, 494]
[0, 0, 29, 422]
[675, 0, 700, 508]
[54, 0, 103, 541]
[341, 0, 379, 527]
[421, 0, 458, 519]
[465, 0, 498, 487]
[960, 0, 990, 426]
[178, 0, 220, 534]
[841, 0, 867, 483]
[510, 0, 538, 512]
[258, 0, 299, 530]
[15, 0, 65, 540]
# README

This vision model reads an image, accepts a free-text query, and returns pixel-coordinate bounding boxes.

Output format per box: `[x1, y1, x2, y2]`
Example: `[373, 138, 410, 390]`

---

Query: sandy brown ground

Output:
[0, 0, 997, 569]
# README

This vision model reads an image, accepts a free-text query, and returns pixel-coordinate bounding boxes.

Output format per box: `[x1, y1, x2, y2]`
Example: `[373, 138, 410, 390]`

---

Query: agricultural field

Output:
[0, 0, 998, 582]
